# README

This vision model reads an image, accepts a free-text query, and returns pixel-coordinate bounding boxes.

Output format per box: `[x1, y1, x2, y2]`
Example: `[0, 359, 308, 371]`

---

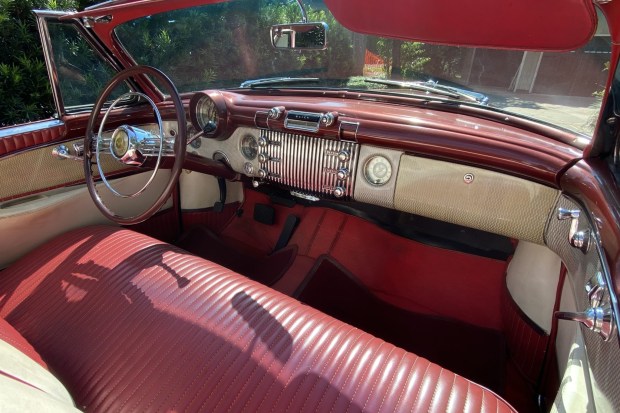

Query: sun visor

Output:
[324, 0, 597, 51]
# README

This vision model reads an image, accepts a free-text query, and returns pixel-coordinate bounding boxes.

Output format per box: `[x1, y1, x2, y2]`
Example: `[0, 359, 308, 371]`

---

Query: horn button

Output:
[110, 125, 158, 166]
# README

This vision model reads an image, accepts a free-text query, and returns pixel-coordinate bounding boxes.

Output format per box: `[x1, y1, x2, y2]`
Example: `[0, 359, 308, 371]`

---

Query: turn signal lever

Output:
[555, 307, 614, 341]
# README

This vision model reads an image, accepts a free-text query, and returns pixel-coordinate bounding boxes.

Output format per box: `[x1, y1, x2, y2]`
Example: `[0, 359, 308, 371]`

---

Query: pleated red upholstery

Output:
[0, 226, 516, 412]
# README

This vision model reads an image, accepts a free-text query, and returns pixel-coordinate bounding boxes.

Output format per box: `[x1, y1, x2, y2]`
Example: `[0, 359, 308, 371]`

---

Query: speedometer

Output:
[196, 95, 218, 131]
[189, 91, 228, 139]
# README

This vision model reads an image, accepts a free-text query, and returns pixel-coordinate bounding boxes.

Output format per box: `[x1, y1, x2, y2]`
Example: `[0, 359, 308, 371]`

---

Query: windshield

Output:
[115, 0, 611, 137]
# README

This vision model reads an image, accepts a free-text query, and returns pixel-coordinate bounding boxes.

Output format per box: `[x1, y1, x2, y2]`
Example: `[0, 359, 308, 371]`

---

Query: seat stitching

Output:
[265, 313, 333, 413]
[410, 360, 432, 411]
[296, 326, 357, 410]
[444, 373, 458, 412]
[229, 304, 340, 412]
[281, 319, 345, 413]
[150, 276, 257, 410]
[375, 352, 406, 413]
[220, 295, 299, 412]
[209, 292, 295, 412]
[391, 355, 419, 412]
[426, 368, 444, 412]
[342, 342, 384, 413]
[326, 336, 376, 413]
[250, 310, 331, 413]
[360, 347, 397, 412]
[189, 285, 283, 411]
[463, 380, 470, 413]
[314, 329, 363, 411]
[117, 268, 244, 411]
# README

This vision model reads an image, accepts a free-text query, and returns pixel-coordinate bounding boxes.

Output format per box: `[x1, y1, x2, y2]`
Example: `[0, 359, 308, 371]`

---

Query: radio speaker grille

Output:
[259, 130, 358, 198]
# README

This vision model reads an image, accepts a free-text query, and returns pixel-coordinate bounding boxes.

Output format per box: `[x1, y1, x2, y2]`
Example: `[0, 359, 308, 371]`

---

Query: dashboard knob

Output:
[258, 153, 268, 163]
[258, 169, 268, 179]
[337, 149, 350, 162]
[268, 106, 285, 120]
[337, 168, 349, 180]
[333, 187, 345, 198]
[258, 136, 269, 147]
[321, 112, 336, 127]
[243, 162, 254, 175]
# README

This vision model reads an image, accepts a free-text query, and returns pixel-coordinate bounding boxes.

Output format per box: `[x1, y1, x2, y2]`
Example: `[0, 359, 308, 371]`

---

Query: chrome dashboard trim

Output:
[258, 129, 359, 198]
[284, 110, 322, 133]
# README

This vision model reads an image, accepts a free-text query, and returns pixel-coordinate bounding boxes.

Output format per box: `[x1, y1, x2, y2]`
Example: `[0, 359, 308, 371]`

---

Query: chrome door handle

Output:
[52, 145, 83, 162]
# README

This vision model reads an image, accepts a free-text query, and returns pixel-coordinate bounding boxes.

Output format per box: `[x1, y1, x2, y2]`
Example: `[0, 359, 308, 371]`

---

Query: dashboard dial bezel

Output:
[240, 134, 259, 160]
[363, 155, 393, 186]
[189, 91, 228, 140]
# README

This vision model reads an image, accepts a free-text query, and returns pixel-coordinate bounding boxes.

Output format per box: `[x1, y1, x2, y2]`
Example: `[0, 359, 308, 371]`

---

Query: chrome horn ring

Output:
[96, 91, 164, 199]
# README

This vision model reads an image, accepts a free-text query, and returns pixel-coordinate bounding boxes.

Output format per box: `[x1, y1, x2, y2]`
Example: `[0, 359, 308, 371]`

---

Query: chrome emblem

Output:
[463, 173, 475, 184]
[111, 128, 130, 159]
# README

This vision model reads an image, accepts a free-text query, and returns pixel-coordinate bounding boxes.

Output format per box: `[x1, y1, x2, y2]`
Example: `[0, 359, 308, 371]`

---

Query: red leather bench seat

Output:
[0, 226, 516, 412]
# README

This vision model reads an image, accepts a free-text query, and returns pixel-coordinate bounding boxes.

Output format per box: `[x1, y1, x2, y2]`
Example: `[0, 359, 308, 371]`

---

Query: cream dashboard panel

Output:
[194, 127, 558, 244]
[353, 147, 559, 244]
[393, 155, 559, 244]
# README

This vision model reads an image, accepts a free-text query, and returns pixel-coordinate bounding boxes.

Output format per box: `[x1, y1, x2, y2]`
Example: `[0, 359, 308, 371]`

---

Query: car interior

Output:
[0, 0, 619, 412]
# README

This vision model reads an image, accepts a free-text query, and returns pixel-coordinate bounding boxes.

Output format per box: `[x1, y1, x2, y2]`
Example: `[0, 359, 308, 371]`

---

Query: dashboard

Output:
[188, 90, 566, 244]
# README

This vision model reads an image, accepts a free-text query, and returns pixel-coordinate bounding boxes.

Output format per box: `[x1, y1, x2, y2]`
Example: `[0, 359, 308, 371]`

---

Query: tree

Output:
[0, 0, 97, 127]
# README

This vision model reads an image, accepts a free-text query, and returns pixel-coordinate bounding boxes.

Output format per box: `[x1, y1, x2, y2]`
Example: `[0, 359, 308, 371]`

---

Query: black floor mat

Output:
[176, 225, 297, 286]
[296, 257, 507, 394]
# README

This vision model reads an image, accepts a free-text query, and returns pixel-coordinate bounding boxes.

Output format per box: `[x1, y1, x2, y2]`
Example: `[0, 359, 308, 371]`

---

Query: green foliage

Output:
[0, 0, 98, 126]
[116, 0, 359, 92]
[0, 0, 469, 127]
[48, 22, 122, 107]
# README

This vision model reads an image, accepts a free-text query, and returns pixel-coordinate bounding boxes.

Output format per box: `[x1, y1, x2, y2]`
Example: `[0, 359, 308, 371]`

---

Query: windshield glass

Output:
[115, 0, 611, 137]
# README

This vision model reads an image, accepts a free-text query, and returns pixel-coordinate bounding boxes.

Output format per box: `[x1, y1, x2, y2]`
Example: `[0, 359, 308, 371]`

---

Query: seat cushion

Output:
[0, 226, 516, 412]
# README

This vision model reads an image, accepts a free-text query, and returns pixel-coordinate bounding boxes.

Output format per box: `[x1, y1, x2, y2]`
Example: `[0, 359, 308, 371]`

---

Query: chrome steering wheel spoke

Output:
[96, 91, 164, 199]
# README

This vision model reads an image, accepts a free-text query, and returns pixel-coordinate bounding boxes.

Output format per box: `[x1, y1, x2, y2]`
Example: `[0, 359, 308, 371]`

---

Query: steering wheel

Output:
[84, 65, 187, 225]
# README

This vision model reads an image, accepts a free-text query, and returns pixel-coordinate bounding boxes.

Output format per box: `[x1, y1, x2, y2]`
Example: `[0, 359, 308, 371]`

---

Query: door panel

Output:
[0, 171, 172, 270]
[0, 120, 67, 157]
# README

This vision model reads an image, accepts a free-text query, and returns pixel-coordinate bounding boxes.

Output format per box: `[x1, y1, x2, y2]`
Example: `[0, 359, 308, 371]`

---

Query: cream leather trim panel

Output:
[394, 156, 559, 243]
[179, 170, 243, 210]
[552, 277, 597, 413]
[0, 339, 76, 408]
[0, 171, 171, 270]
[0, 374, 81, 413]
[506, 242, 562, 333]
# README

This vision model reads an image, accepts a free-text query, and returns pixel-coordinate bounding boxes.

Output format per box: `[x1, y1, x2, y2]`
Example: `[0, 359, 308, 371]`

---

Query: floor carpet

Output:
[176, 225, 297, 286]
[296, 257, 507, 394]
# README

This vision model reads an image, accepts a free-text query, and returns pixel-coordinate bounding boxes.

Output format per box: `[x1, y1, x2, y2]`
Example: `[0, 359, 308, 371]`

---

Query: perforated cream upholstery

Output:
[394, 155, 559, 243]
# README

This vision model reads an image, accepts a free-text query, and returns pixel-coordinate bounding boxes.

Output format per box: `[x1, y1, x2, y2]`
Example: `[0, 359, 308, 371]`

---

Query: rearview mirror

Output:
[270, 22, 328, 50]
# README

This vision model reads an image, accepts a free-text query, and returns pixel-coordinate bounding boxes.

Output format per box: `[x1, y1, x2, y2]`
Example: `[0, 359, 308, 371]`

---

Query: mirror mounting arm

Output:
[295, 0, 308, 23]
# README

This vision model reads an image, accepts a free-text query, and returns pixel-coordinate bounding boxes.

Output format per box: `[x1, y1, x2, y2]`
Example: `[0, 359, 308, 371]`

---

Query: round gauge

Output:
[189, 91, 227, 139]
[196, 95, 218, 131]
[364, 155, 392, 186]
[240, 135, 258, 160]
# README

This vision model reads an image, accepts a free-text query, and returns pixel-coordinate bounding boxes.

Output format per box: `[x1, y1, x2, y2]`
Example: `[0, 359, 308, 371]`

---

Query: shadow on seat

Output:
[0, 226, 516, 412]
